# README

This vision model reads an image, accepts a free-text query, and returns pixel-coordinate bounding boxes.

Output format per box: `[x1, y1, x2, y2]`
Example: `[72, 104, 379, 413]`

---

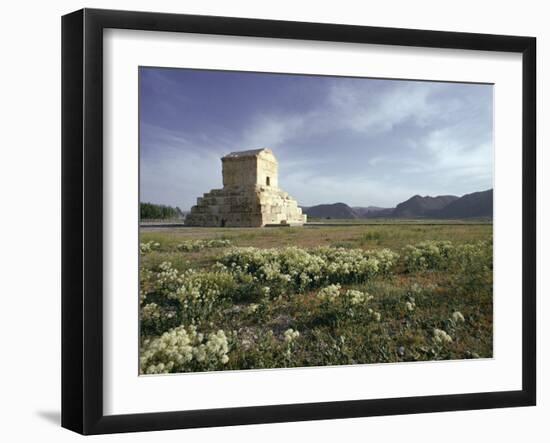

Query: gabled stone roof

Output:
[223, 148, 272, 159]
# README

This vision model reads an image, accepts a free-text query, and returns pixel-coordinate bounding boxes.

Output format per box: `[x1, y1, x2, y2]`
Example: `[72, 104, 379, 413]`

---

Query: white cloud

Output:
[241, 113, 306, 150]
[327, 81, 444, 134]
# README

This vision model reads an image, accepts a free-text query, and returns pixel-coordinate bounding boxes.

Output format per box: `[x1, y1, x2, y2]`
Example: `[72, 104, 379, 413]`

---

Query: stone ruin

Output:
[185, 148, 307, 227]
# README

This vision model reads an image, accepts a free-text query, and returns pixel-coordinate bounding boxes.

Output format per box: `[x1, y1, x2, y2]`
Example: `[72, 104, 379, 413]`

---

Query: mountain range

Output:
[302, 189, 493, 219]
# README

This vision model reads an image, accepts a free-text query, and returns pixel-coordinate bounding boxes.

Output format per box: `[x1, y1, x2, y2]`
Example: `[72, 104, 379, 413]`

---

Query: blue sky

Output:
[140, 67, 493, 209]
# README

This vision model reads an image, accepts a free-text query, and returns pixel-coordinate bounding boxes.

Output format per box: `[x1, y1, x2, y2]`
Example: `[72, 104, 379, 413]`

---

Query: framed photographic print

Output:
[61, 8, 536, 435]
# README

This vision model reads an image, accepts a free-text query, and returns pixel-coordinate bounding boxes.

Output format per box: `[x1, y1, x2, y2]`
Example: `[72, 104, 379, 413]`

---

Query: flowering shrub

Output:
[140, 302, 179, 336]
[433, 328, 453, 344]
[140, 325, 230, 374]
[172, 269, 236, 304]
[219, 246, 324, 294]
[451, 241, 493, 295]
[344, 289, 372, 305]
[144, 261, 185, 297]
[318, 247, 398, 277]
[402, 240, 454, 272]
[218, 246, 399, 296]
[369, 309, 382, 322]
[177, 239, 232, 252]
[140, 241, 160, 254]
[139, 261, 238, 326]
[317, 284, 342, 302]
[246, 303, 260, 315]
[402, 240, 492, 280]
[282, 328, 300, 360]
[316, 285, 379, 326]
[451, 311, 465, 323]
[284, 328, 300, 342]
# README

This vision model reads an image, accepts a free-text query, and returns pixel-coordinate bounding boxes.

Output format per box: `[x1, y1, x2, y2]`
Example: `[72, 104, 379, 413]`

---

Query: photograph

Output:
[138, 67, 494, 375]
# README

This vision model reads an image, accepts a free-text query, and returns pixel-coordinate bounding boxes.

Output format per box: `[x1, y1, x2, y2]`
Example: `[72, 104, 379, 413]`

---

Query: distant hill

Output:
[353, 206, 394, 218]
[302, 203, 359, 219]
[301, 189, 493, 220]
[434, 189, 493, 218]
[393, 195, 459, 218]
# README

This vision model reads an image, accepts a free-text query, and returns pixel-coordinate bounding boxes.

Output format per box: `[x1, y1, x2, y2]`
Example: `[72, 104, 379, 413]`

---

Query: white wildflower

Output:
[140, 325, 230, 374]
[345, 289, 371, 305]
[433, 328, 453, 344]
[452, 311, 465, 323]
[284, 328, 300, 343]
[317, 284, 341, 302]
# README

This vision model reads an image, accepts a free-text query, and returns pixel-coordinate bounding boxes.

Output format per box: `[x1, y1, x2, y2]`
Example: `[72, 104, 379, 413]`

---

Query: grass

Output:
[139, 222, 493, 373]
[305, 217, 492, 224]
[140, 224, 492, 271]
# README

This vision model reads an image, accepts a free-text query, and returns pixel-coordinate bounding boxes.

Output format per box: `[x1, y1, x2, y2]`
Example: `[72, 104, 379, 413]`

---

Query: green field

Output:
[139, 222, 493, 374]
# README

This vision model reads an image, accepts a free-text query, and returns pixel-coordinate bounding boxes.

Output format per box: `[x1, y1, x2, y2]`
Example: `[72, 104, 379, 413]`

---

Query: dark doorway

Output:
[266, 176, 270, 186]
[221, 219, 226, 227]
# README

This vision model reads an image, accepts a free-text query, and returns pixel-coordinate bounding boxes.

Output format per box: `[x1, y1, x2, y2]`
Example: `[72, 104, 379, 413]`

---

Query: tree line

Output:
[140, 202, 184, 220]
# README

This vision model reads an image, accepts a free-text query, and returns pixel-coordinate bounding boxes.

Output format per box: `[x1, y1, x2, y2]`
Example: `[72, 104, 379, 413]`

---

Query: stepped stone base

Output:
[185, 185, 306, 227]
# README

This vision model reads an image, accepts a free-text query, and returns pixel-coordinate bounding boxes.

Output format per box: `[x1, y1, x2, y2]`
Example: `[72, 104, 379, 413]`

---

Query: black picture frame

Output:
[61, 8, 536, 435]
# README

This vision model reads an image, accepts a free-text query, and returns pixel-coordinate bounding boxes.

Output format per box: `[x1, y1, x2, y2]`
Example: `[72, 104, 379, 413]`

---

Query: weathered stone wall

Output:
[257, 186, 304, 225]
[185, 187, 264, 227]
[222, 156, 257, 188]
[256, 151, 278, 189]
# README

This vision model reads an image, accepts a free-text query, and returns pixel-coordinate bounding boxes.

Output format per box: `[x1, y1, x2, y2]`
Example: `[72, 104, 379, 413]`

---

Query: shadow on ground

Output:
[36, 410, 60, 426]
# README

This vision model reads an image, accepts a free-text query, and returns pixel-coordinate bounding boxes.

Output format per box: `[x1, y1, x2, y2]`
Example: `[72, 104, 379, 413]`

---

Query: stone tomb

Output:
[185, 148, 306, 227]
